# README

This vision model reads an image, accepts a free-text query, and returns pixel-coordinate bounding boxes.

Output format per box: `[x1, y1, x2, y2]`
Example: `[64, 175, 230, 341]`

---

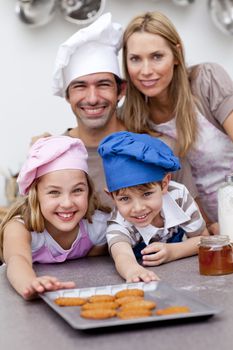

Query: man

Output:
[63, 71, 126, 207]
[51, 13, 126, 207]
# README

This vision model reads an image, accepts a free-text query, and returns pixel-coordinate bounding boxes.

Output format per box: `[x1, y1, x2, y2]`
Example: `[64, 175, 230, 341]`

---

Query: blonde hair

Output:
[0, 175, 110, 261]
[121, 11, 198, 156]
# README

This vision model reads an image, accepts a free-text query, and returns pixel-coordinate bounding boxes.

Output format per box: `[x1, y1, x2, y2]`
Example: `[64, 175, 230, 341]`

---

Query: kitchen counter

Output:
[1, 255, 233, 350]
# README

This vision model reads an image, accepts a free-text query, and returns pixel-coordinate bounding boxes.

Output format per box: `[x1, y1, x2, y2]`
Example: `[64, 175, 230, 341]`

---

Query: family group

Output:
[0, 11, 232, 300]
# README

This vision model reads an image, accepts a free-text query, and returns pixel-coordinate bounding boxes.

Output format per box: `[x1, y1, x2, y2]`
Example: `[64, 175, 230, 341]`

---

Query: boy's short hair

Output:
[113, 181, 162, 196]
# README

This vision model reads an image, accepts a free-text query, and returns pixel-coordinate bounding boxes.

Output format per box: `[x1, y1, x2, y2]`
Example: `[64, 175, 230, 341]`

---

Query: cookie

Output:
[88, 294, 115, 303]
[82, 301, 118, 310]
[80, 309, 117, 319]
[54, 297, 86, 307]
[156, 306, 190, 315]
[117, 309, 152, 319]
[116, 295, 143, 306]
[115, 288, 144, 299]
[120, 300, 156, 311]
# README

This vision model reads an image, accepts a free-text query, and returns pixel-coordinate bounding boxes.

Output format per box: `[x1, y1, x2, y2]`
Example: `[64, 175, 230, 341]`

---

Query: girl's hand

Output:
[125, 265, 160, 283]
[23, 275, 75, 300]
[141, 243, 171, 266]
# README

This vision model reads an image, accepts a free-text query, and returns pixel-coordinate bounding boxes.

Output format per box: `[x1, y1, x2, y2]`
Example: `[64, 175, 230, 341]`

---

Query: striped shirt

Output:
[107, 181, 205, 250]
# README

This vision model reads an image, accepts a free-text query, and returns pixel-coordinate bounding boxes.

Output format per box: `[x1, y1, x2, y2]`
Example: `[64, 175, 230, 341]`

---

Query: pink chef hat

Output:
[17, 135, 88, 195]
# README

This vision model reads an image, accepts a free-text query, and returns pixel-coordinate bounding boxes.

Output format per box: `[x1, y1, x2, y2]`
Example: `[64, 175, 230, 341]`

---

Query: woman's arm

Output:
[195, 197, 219, 235]
[223, 111, 233, 141]
[190, 63, 233, 134]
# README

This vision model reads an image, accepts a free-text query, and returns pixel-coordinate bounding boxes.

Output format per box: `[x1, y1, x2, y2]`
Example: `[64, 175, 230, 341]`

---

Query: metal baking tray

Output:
[40, 281, 221, 330]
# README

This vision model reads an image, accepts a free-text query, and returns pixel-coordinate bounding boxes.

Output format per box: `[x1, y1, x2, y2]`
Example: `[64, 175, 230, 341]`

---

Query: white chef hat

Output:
[52, 12, 123, 97]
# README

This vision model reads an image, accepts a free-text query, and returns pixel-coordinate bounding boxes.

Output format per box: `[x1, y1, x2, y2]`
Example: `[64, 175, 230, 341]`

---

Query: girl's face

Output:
[37, 169, 89, 236]
[112, 181, 168, 228]
[126, 31, 177, 100]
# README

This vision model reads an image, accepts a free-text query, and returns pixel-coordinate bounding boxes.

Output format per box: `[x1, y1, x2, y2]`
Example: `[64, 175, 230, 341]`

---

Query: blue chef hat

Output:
[98, 131, 180, 192]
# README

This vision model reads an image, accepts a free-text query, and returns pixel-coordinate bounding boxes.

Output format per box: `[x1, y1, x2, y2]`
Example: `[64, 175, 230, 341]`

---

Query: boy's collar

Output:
[134, 192, 190, 245]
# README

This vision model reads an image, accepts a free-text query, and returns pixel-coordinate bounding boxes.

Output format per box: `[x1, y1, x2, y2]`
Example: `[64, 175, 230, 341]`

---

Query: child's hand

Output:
[141, 242, 171, 266]
[23, 275, 75, 300]
[125, 265, 160, 283]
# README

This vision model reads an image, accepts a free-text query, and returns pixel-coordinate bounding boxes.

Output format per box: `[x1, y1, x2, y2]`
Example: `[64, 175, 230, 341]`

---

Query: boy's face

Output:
[112, 178, 169, 228]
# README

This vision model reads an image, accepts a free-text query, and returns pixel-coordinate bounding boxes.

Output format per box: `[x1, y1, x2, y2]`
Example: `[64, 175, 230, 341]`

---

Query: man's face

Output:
[67, 72, 122, 130]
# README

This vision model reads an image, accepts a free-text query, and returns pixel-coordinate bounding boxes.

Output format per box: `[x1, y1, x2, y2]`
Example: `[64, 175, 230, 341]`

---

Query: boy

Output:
[98, 131, 208, 282]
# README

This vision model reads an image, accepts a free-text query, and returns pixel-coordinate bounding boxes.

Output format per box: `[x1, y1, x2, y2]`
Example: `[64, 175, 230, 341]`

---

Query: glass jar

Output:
[218, 174, 233, 242]
[198, 235, 233, 276]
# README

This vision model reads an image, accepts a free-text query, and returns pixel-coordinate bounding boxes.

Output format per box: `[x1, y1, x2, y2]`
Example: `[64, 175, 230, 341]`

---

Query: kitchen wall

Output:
[0, 0, 233, 205]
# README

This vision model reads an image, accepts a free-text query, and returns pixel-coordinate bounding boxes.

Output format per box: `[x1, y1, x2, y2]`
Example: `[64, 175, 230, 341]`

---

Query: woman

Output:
[121, 11, 233, 225]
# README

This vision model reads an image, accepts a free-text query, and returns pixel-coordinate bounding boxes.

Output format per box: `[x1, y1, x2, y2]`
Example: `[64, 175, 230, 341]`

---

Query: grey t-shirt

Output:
[189, 62, 233, 130]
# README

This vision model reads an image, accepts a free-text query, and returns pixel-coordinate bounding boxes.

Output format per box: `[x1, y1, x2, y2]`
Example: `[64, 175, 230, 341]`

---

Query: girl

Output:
[0, 136, 110, 300]
[121, 11, 233, 230]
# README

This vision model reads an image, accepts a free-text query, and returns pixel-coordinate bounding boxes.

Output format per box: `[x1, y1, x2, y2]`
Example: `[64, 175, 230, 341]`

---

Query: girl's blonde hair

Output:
[121, 11, 197, 156]
[0, 174, 110, 261]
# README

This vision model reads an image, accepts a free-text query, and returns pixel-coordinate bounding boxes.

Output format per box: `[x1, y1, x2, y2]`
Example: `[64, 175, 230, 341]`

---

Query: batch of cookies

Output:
[54, 288, 190, 320]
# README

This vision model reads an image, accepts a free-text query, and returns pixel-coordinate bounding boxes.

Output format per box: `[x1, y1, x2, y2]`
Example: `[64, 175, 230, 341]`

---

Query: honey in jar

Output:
[198, 235, 233, 276]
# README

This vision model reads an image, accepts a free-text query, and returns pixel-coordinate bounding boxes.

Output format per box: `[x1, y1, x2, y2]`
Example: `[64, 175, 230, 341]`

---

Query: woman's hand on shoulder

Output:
[23, 275, 75, 300]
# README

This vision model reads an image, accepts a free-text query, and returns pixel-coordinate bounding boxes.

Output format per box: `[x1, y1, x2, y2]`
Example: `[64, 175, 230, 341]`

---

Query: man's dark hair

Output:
[65, 74, 124, 99]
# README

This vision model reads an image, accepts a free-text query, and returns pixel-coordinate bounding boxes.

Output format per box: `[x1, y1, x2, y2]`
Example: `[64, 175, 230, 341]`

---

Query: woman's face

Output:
[126, 31, 177, 100]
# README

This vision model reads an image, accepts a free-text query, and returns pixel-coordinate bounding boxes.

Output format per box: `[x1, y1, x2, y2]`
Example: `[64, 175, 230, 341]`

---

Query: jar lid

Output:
[200, 235, 230, 247]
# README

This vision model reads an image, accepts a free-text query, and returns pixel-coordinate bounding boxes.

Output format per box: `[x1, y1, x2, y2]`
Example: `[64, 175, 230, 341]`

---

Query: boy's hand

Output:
[125, 265, 160, 283]
[23, 275, 75, 300]
[141, 242, 171, 266]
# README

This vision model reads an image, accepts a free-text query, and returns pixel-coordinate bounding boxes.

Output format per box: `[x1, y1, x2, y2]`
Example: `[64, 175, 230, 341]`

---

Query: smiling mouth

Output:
[56, 212, 75, 220]
[81, 106, 106, 117]
[140, 79, 158, 87]
[132, 212, 151, 220]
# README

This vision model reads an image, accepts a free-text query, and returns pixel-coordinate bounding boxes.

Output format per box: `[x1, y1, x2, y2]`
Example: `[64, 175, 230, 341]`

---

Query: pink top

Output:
[32, 221, 93, 263]
[30, 210, 108, 263]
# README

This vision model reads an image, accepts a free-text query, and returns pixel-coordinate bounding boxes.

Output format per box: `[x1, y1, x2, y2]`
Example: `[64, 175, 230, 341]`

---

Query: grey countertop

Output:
[1, 255, 233, 350]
